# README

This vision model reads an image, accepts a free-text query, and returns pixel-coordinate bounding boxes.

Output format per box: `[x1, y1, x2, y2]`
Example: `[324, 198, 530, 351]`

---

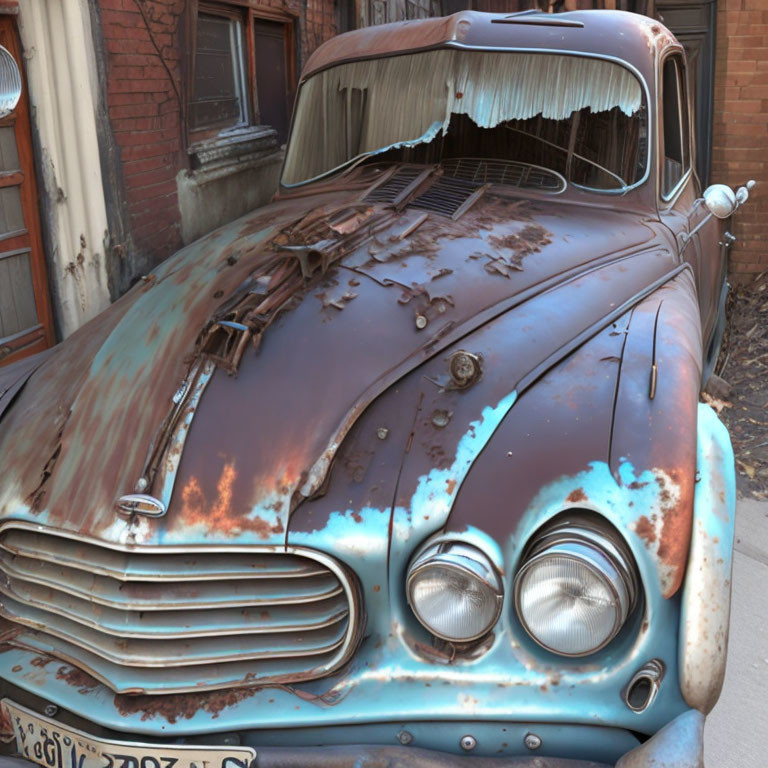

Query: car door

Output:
[657, 50, 726, 351]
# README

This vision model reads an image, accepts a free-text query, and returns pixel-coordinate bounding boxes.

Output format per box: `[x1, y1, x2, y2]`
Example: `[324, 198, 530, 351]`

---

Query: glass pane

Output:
[190, 13, 247, 132]
[0, 250, 38, 339]
[662, 58, 683, 197]
[253, 19, 289, 143]
[0, 127, 19, 172]
[0, 185, 24, 235]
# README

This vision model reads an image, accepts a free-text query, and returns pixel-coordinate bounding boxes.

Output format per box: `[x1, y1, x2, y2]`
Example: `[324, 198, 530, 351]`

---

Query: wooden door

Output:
[0, 16, 54, 368]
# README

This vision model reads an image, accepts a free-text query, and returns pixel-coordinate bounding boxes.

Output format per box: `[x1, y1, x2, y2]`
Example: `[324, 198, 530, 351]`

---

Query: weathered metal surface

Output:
[609, 270, 703, 598]
[301, 11, 660, 89]
[678, 404, 736, 714]
[0, 8, 737, 766]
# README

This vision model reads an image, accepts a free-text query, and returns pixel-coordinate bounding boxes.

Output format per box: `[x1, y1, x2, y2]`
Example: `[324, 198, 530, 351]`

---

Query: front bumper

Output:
[0, 710, 704, 768]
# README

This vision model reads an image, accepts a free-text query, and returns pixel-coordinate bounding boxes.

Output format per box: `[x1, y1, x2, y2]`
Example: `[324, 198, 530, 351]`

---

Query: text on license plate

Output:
[1, 700, 257, 768]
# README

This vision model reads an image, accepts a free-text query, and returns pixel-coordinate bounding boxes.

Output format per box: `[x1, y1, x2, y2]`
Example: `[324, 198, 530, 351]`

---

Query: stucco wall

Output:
[17, 0, 112, 339]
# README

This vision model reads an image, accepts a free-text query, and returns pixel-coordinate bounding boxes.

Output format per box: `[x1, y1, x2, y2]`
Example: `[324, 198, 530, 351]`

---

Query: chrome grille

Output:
[0, 524, 361, 694]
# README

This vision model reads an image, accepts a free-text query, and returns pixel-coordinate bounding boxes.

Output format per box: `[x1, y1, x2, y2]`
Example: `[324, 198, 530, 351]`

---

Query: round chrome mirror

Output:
[703, 184, 737, 219]
[0, 45, 21, 118]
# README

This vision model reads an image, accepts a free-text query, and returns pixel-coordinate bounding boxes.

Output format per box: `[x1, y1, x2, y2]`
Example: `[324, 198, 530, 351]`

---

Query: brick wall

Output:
[711, 0, 768, 283]
[99, 0, 185, 282]
[96, 0, 340, 293]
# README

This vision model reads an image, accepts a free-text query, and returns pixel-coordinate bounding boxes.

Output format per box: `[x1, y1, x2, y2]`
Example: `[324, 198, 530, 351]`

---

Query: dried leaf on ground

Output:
[715, 270, 768, 500]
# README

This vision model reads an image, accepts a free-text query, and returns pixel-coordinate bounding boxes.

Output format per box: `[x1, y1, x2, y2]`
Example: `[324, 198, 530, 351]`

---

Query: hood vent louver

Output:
[364, 166, 428, 205]
[410, 176, 489, 220]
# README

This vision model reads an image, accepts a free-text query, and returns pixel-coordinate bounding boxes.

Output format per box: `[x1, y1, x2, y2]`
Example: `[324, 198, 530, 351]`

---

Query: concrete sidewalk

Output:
[704, 498, 768, 767]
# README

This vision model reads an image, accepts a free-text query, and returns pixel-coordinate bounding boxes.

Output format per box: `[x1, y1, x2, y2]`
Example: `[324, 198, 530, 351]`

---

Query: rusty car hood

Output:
[0, 179, 673, 547]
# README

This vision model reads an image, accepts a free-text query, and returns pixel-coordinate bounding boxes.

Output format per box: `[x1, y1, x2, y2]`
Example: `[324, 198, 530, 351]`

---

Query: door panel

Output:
[0, 16, 54, 367]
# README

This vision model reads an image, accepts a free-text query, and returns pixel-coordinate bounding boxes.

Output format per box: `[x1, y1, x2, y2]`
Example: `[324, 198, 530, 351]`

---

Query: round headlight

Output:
[514, 516, 638, 657]
[407, 542, 503, 642]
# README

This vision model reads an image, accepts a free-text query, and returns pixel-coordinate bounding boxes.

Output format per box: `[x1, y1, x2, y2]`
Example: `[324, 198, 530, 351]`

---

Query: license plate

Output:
[1, 700, 257, 768]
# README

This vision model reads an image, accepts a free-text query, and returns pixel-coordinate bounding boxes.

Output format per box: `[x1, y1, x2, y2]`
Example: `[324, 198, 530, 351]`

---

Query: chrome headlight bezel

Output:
[407, 541, 504, 643]
[513, 513, 639, 657]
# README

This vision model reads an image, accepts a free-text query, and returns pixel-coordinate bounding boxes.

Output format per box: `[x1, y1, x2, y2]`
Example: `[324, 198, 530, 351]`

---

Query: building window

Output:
[190, 12, 248, 133]
[188, 3, 295, 146]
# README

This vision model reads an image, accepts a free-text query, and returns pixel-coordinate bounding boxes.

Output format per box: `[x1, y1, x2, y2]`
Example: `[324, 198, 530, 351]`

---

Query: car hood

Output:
[0, 181, 673, 546]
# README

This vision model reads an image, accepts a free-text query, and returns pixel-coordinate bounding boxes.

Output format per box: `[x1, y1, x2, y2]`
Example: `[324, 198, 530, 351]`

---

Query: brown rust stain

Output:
[56, 665, 99, 694]
[114, 687, 260, 724]
[0, 701, 12, 741]
[655, 467, 690, 577]
[179, 462, 284, 538]
[566, 488, 587, 503]
[635, 515, 657, 545]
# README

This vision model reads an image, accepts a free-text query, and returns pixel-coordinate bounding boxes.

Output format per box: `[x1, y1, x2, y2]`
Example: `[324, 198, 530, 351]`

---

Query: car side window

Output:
[661, 55, 691, 199]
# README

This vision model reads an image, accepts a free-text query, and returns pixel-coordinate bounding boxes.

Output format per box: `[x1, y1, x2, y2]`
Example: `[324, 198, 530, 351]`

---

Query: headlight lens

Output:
[514, 516, 638, 656]
[407, 542, 503, 642]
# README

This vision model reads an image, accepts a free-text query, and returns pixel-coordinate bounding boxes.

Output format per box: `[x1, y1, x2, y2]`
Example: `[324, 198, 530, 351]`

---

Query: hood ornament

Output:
[116, 493, 166, 518]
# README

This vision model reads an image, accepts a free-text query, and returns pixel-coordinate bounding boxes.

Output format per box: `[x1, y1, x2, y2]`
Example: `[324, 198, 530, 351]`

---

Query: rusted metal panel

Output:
[301, 10, 667, 90]
[678, 404, 736, 714]
[609, 270, 703, 598]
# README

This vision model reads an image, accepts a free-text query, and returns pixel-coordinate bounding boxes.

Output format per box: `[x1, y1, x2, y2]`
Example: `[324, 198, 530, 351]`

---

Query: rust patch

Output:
[114, 687, 260, 724]
[30, 655, 56, 668]
[179, 462, 284, 538]
[0, 701, 12, 742]
[635, 515, 657, 545]
[56, 665, 99, 694]
[655, 468, 690, 579]
[566, 488, 587, 503]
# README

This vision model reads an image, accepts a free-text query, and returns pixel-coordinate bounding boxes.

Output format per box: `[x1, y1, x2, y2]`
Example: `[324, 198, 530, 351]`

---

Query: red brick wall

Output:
[96, 0, 339, 283]
[712, 0, 768, 283]
[99, 0, 185, 271]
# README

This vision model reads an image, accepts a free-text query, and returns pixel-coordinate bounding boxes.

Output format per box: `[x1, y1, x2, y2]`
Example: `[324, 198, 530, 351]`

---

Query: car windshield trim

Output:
[281, 46, 652, 195]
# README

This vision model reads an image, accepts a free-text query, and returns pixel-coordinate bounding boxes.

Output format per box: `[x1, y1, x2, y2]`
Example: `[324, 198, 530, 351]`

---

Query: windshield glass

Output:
[282, 49, 648, 191]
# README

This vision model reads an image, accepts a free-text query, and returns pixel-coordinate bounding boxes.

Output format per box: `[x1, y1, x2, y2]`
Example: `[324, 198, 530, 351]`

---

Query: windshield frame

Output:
[280, 44, 653, 196]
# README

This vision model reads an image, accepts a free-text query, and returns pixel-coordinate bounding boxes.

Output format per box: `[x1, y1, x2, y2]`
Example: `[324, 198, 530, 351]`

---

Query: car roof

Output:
[301, 10, 679, 87]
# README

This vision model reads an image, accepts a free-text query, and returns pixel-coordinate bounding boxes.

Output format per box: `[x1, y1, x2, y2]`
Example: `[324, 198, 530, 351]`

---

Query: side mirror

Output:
[703, 184, 737, 219]
[0, 46, 21, 118]
[703, 180, 756, 219]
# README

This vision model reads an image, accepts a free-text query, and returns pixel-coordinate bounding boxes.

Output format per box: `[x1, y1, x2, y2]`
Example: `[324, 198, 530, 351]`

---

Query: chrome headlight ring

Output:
[513, 513, 640, 657]
[407, 541, 504, 643]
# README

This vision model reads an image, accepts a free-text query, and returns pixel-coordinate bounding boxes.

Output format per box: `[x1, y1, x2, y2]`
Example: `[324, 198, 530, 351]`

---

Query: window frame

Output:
[186, 0, 298, 148]
[658, 50, 692, 204]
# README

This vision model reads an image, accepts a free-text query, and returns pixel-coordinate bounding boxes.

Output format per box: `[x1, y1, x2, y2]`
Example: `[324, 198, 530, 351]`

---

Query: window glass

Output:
[0, 186, 24, 235]
[0, 250, 38, 339]
[661, 56, 690, 198]
[0, 127, 19, 172]
[283, 50, 647, 190]
[189, 13, 247, 133]
[253, 19, 291, 144]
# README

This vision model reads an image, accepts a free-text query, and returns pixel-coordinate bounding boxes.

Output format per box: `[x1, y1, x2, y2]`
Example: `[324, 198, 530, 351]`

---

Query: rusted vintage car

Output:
[0, 9, 753, 768]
